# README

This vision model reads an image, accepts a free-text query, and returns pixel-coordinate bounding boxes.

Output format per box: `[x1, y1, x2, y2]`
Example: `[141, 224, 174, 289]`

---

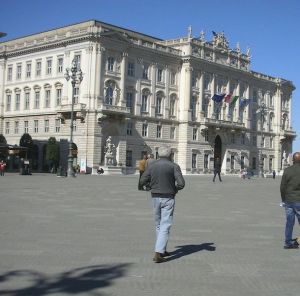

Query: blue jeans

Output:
[152, 197, 175, 253]
[284, 202, 300, 246]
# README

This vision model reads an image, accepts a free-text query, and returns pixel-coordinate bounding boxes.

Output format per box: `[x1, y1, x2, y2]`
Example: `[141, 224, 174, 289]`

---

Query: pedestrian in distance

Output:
[280, 152, 300, 249]
[0, 160, 7, 176]
[213, 157, 222, 182]
[272, 170, 276, 179]
[138, 154, 147, 190]
[140, 146, 185, 263]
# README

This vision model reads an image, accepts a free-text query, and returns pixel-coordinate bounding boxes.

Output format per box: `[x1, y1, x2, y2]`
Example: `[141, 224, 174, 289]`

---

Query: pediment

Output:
[101, 31, 132, 44]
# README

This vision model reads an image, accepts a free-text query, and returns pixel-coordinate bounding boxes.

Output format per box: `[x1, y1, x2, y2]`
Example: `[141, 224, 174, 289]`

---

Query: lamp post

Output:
[258, 102, 266, 178]
[64, 59, 83, 177]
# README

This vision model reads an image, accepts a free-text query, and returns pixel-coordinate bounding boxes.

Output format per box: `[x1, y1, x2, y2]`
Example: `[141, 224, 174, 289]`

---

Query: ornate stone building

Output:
[0, 20, 296, 174]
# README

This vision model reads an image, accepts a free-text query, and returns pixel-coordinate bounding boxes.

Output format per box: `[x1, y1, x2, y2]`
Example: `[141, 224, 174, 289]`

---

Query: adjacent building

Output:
[0, 20, 296, 174]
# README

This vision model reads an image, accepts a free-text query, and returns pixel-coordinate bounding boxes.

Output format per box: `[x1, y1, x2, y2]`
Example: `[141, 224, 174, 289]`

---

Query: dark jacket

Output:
[139, 157, 185, 197]
[280, 163, 300, 203]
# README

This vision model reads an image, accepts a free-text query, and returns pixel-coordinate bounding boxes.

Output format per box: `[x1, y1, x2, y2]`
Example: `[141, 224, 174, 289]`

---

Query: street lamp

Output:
[258, 102, 266, 178]
[64, 59, 83, 177]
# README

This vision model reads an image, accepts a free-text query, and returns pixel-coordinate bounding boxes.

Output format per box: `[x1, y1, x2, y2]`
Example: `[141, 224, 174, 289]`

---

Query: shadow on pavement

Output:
[0, 264, 131, 295]
[167, 243, 216, 261]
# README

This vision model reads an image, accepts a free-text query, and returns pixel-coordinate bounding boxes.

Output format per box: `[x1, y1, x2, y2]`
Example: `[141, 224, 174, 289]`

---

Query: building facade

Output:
[0, 20, 296, 174]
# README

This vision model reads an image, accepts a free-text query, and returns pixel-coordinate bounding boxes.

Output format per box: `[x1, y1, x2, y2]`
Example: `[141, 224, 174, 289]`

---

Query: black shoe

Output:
[162, 251, 171, 257]
[284, 244, 299, 249]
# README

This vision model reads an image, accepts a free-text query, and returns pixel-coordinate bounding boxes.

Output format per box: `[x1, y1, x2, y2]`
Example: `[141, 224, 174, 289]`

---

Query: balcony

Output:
[202, 117, 246, 131]
[56, 103, 87, 121]
[100, 103, 131, 115]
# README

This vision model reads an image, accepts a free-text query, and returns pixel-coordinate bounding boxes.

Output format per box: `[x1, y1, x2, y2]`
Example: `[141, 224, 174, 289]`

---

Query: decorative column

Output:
[198, 71, 204, 119]
[235, 81, 240, 122]
[120, 52, 128, 106]
[95, 46, 105, 104]
[210, 74, 215, 118]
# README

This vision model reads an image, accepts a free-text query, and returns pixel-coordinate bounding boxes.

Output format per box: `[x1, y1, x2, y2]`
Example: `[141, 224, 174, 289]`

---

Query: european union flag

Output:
[211, 94, 225, 103]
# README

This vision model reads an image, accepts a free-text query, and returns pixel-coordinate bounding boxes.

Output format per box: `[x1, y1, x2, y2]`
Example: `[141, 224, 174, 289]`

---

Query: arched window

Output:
[155, 92, 164, 115]
[190, 96, 197, 120]
[107, 57, 114, 71]
[169, 94, 177, 117]
[141, 89, 150, 112]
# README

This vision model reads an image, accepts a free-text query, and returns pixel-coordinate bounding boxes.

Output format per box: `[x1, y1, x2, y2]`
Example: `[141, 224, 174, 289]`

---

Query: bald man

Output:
[280, 152, 300, 249]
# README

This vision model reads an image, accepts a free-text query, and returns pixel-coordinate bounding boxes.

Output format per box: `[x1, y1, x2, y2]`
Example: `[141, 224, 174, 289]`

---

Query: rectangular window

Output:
[252, 135, 257, 146]
[46, 59, 52, 75]
[14, 121, 19, 134]
[5, 122, 10, 134]
[126, 92, 133, 113]
[7, 66, 12, 81]
[36, 60, 42, 77]
[45, 90, 51, 108]
[170, 72, 176, 85]
[73, 87, 79, 104]
[192, 128, 197, 141]
[24, 121, 29, 133]
[57, 57, 64, 73]
[156, 125, 162, 138]
[241, 133, 245, 145]
[74, 54, 81, 68]
[231, 133, 235, 144]
[34, 120, 39, 133]
[55, 119, 60, 132]
[170, 126, 175, 139]
[204, 129, 209, 142]
[141, 94, 148, 112]
[56, 89, 62, 106]
[107, 57, 114, 71]
[127, 62, 135, 76]
[16, 64, 22, 79]
[25, 93, 30, 110]
[126, 150, 132, 167]
[170, 99, 175, 116]
[126, 121, 132, 136]
[142, 123, 148, 137]
[231, 155, 235, 170]
[142, 65, 149, 79]
[26, 63, 31, 78]
[270, 137, 273, 148]
[6, 95, 11, 111]
[192, 153, 197, 169]
[34, 92, 40, 109]
[157, 68, 163, 82]
[44, 119, 49, 133]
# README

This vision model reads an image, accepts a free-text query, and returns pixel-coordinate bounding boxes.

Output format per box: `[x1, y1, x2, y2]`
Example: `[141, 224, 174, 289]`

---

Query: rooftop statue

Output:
[212, 31, 229, 49]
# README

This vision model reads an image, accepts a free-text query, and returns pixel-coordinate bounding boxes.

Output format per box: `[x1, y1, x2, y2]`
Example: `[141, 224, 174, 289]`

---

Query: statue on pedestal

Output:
[104, 136, 115, 166]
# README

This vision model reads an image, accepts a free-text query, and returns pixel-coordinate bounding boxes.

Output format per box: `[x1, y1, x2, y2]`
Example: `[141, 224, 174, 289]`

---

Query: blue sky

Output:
[1, 0, 299, 152]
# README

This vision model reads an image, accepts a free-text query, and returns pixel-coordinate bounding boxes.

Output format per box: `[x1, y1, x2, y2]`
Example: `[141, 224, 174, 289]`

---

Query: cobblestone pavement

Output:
[0, 173, 299, 296]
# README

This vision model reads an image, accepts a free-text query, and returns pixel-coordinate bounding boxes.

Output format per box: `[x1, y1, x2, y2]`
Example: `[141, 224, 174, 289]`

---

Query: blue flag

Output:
[211, 93, 225, 103]
[240, 98, 251, 109]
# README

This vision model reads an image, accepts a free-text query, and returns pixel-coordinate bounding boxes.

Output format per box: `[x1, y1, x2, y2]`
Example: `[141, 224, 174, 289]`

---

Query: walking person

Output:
[140, 146, 185, 263]
[138, 154, 147, 190]
[0, 160, 6, 176]
[280, 152, 300, 249]
[146, 153, 155, 167]
[213, 157, 222, 182]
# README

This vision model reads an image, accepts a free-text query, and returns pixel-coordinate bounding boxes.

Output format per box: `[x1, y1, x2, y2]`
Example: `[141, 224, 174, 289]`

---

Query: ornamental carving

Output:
[212, 31, 229, 49]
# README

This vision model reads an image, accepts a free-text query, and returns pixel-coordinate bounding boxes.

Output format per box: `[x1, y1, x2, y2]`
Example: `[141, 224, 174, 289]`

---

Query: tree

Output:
[19, 133, 33, 159]
[0, 134, 7, 145]
[46, 137, 60, 173]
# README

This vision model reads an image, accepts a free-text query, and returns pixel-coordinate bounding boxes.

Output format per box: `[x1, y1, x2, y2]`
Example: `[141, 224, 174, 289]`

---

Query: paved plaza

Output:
[0, 173, 299, 296]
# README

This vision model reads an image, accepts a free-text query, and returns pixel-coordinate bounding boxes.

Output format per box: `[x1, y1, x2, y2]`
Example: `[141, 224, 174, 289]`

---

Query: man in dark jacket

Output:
[213, 157, 222, 182]
[140, 146, 185, 263]
[280, 152, 300, 249]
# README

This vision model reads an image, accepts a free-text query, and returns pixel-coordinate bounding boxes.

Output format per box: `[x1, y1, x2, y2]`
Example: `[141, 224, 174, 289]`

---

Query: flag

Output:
[211, 93, 225, 103]
[240, 98, 251, 109]
[224, 94, 232, 103]
[229, 96, 239, 107]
